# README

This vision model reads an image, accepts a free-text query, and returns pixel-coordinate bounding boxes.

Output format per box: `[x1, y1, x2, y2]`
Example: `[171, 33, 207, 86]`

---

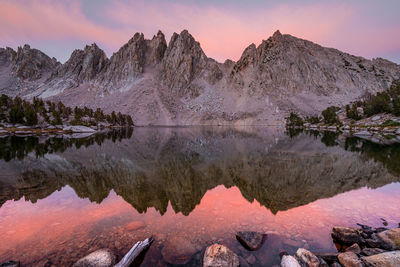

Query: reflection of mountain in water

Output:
[0, 127, 399, 215]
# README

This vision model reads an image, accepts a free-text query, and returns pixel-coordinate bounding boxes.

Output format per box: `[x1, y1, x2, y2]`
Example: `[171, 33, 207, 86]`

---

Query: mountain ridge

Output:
[1, 29, 399, 126]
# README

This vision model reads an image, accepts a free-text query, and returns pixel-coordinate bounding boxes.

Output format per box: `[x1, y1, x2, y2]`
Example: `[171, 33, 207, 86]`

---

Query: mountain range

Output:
[1, 30, 400, 126]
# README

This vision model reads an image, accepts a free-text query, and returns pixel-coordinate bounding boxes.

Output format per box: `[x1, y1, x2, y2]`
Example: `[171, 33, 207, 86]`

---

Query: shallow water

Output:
[0, 127, 400, 266]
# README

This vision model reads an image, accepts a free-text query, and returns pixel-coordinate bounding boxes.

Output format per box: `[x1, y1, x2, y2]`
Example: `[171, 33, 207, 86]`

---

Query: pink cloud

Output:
[0, 0, 399, 63]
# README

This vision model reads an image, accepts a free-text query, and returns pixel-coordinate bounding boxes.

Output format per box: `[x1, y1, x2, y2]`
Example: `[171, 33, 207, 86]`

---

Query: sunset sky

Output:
[1, 0, 399, 63]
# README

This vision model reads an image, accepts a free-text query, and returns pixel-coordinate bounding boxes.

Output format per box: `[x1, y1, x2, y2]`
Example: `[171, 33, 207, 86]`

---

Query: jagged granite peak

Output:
[12, 44, 59, 81]
[158, 29, 222, 96]
[53, 43, 108, 82]
[0, 30, 400, 125]
[97, 31, 167, 90]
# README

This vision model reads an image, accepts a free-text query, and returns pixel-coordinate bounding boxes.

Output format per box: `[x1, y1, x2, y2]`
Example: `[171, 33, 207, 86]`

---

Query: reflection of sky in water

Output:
[1, 182, 400, 266]
[1, 129, 400, 266]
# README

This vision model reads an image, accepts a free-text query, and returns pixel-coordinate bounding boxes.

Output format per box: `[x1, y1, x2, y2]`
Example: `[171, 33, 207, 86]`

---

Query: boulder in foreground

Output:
[361, 251, 400, 267]
[72, 248, 116, 267]
[203, 244, 239, 267]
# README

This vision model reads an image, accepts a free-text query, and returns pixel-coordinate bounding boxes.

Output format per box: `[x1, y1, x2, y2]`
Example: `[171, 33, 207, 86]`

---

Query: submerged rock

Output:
[295, 248, 320, 267]
[281, 255, 301, 267]
[338, 252, 363, 267]
[203, 244, 239, 267]
[361, 251, 400, 266]
[161, 236, 197, 265]
[332, 227, 363, 245]
[72, 249, 116, 267]
[236, 231, 266, 250]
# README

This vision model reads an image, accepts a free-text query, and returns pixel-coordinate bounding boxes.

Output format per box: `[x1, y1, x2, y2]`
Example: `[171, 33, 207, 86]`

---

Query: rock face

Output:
[338, 252, 363, 267]
[72, 249, 116, 267]
[295, 248, 320, 267]
[235, 231, 266, 250]
[1, 30, 400, 126]
[361, 251, 400, 267]
[281, 255, 301, 267]
[332, 227, 363, 245]
[203, 244, 239, 267]
[374, 228, 400, 251]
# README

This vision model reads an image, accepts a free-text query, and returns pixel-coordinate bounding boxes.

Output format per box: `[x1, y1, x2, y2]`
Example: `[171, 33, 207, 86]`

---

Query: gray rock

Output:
[72, 248, 116, 267]
[203, 244, 239, 267]
[338, 252, 363, 267]
[345, 244, 361, 254]
[361, 248, 387, 256]
[236, 231, 265, 250]
[353, 131, 373, 137]
[63, 126, 96, 133]
[374, 228, 400, 250]
[361, 251, 400, 267]
[281, 255, 301, 267]
[332, 227, 363, 245]
[0, 261, 20, 267]
[371, 116, 381, 121]
[295, 248, 320, 267]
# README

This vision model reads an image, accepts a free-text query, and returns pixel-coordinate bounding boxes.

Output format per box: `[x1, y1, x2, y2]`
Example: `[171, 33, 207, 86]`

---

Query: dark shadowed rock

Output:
[315, 252, 339, 264]
[345, 244, 361, 254]
[330, 262, 342, 267]
[72, 248, 116, 267]
[0, 261, 20, 267]
[361, 251, 400, 266]
[361, 247, 387, 256]
[295, 248, 320, 267]
[236, 231, 266, 250]
[332, 227, 363, 245]
[337, 252, 363, 267]
[203, 244, 239, 267]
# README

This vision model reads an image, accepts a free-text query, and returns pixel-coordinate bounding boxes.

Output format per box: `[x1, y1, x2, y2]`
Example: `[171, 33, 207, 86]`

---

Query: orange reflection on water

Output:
[1, 183, 400, 266]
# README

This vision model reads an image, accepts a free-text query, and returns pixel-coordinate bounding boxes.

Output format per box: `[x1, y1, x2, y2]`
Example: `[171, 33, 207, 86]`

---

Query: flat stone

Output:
[375, 228, 400, 250]
[162, 236, 198, 265]
[338, 252, 363, 267]
[361, 248, 387, 256]
[236, 231, 265, 250]
[281, 255, 301, 267]
[125, 221, 145, 231]
[332, 227, 363, 245]
[353, 130, 373, 136]
[345, 244, 361, 254]
[295, 248, 320, 267]
[203, 244, 239, 267]
[63, 125, 96, 133]
[361, 251, 400, 267]
[0, 261, 20, 267]
[72, 249, 116, 267]
[371, 115, 381, 121]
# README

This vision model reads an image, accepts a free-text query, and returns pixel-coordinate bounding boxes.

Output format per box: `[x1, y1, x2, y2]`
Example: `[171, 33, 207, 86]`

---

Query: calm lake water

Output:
[0, 127, 400, 266]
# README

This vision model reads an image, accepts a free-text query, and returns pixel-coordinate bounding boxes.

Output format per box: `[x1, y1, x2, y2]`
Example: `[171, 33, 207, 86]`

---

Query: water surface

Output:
[0, 127, 400, 266]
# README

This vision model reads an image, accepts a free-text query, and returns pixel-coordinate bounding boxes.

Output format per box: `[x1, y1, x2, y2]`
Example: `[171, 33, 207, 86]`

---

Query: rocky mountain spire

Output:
[12, 44, 59, 81]
[53, 43, 108, 82]
[158, 30, 222, 96]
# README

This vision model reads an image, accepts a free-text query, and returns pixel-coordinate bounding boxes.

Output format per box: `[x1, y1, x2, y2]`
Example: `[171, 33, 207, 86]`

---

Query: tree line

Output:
[0, 94, 134, 127]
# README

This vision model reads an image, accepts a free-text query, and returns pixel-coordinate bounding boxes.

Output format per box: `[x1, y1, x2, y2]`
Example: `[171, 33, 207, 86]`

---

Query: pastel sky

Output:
[1, 0, 399, 63]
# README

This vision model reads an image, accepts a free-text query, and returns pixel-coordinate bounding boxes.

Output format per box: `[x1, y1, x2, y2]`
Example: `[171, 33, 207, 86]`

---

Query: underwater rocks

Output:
[235, 231, 266, 251]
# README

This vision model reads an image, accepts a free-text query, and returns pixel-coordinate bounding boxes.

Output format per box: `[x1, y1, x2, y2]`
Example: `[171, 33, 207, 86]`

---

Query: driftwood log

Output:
[114, 237, 153, 267]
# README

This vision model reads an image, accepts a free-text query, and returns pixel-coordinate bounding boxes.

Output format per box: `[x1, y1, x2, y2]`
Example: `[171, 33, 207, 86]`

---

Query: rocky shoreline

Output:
[3, 224, 398, 267]
[0, 124, 132, 135]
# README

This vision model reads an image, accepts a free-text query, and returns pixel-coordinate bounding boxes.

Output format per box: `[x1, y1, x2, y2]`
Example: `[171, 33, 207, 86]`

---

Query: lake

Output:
[0, 127, 400, 266]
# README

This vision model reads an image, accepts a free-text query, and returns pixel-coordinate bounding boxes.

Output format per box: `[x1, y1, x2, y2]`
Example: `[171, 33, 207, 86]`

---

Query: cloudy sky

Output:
[1, 0, 399, 63]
